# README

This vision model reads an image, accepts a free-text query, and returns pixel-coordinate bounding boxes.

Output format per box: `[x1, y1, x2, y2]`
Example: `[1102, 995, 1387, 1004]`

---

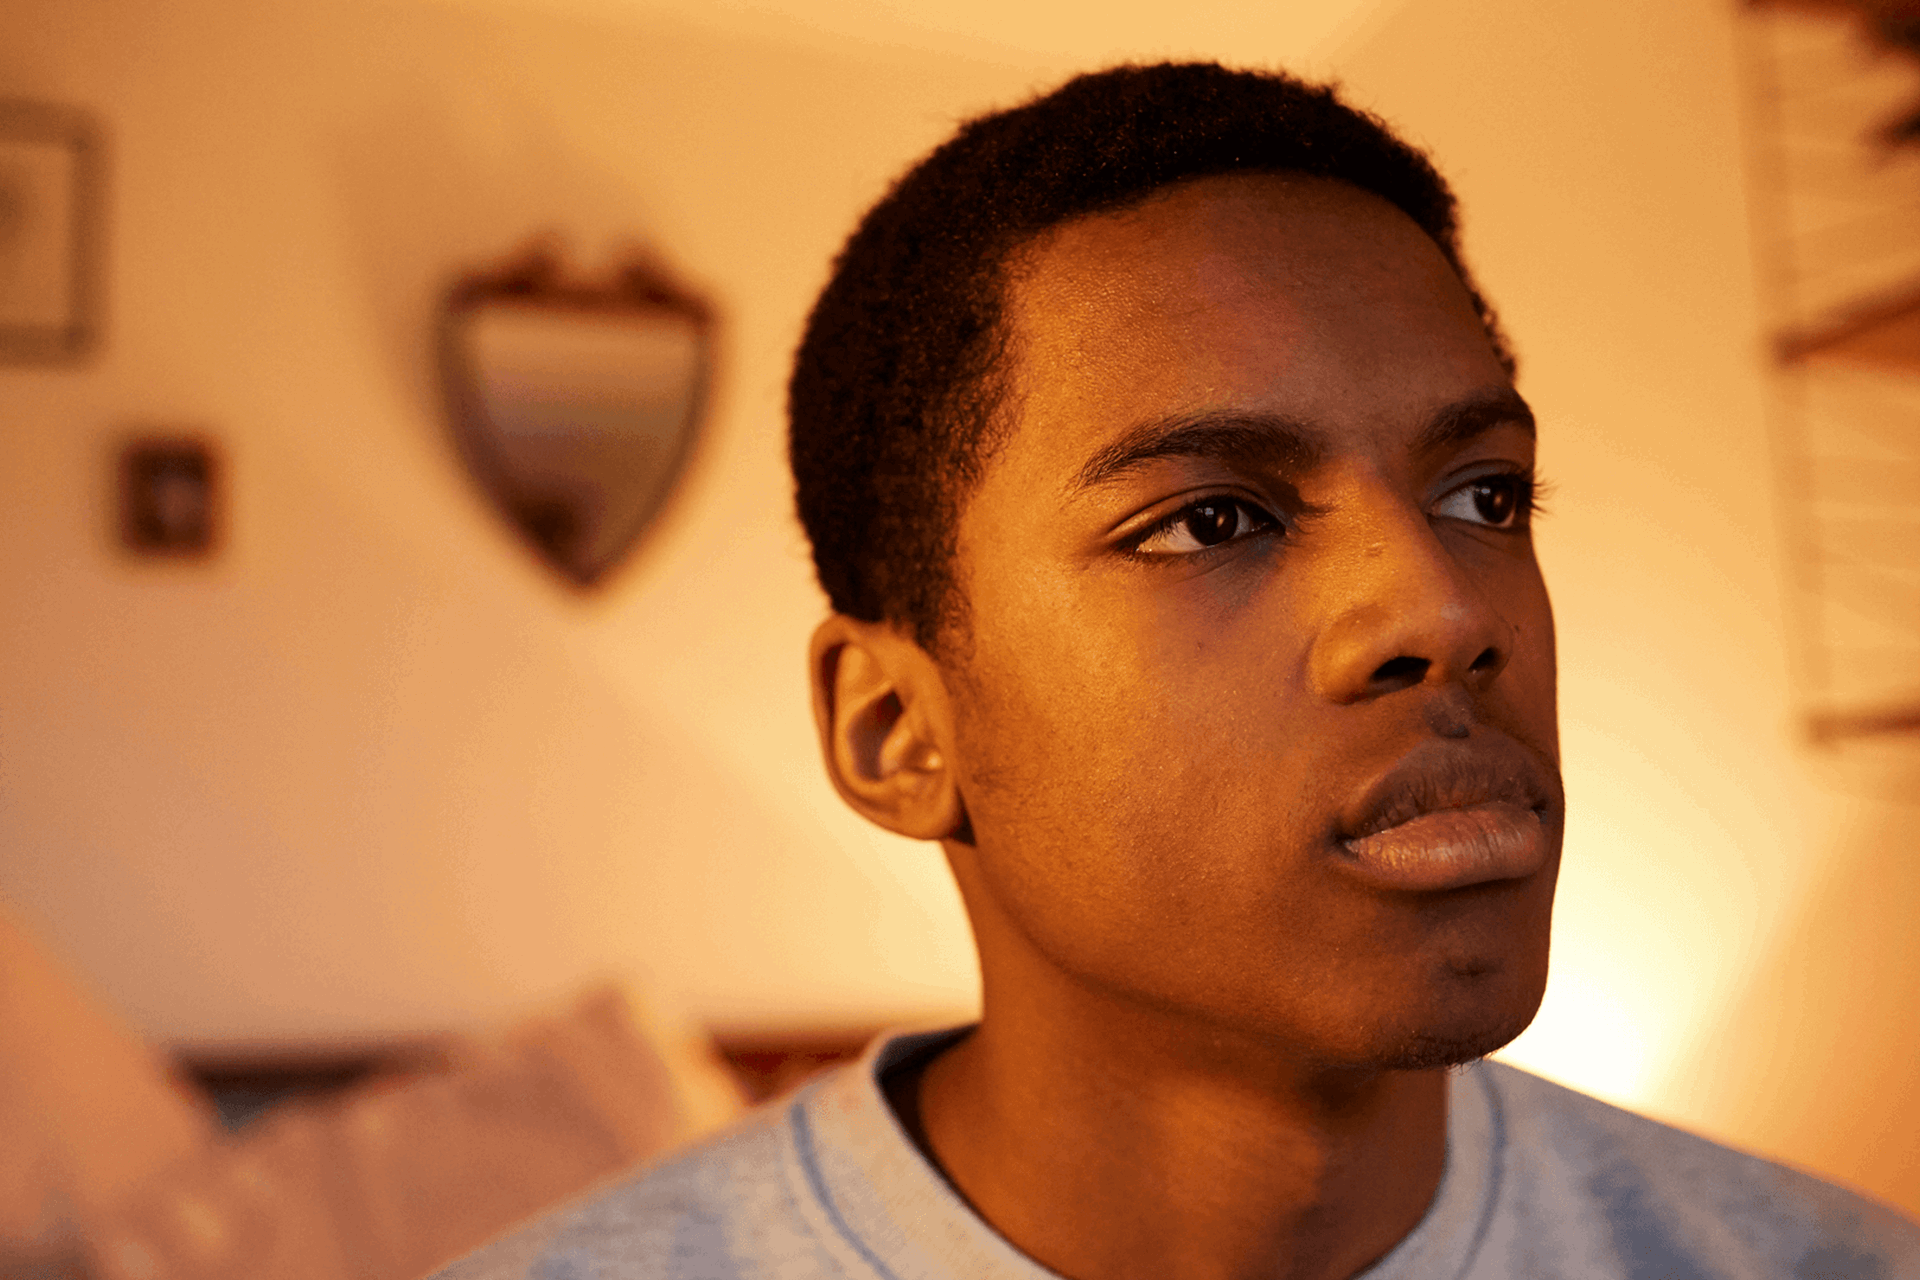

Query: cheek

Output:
[1500, 565, 1560, 757]
[947, 585, 1320, 939]
[957, 577, 1216, 816]
[951, 631, 1184, 862]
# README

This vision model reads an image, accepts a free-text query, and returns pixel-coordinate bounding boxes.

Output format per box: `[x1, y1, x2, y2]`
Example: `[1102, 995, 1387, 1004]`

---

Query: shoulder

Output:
[432, 1096, 842, 1280]
[1470, 1059, 1920, 1279]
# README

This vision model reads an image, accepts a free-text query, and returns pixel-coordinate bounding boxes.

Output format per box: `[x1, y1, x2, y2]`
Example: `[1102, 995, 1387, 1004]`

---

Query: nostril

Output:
[1370, 655, 1429, 692]
[1469, 646, 1501, 674]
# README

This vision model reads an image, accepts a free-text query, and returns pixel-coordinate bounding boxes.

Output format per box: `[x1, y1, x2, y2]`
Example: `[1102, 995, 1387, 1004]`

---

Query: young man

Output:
[444, 63, 1920, 1280]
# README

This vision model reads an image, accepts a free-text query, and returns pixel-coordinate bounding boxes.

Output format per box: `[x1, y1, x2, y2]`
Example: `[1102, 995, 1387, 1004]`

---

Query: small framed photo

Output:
[0, 100, 102, 362]
[120, 438, 222, 558]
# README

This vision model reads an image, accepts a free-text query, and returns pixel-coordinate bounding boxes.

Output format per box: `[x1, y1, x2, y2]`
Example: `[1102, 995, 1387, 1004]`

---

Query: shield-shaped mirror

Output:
[438, 245, 712, 588]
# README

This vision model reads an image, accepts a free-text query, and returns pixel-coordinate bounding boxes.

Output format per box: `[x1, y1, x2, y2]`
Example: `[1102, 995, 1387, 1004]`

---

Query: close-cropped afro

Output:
[789, 61, 1513, 653]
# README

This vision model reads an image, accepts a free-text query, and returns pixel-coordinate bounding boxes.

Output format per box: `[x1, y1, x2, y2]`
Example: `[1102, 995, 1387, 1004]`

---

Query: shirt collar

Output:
[790, 1025, 1499, 1280]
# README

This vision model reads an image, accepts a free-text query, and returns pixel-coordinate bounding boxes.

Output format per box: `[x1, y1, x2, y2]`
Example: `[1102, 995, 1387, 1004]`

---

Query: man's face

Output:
[941, 173, 1562, 1069]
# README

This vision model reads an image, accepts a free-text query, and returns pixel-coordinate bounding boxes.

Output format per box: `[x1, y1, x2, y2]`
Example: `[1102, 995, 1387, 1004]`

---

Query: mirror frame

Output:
[436, 243, 715, 589]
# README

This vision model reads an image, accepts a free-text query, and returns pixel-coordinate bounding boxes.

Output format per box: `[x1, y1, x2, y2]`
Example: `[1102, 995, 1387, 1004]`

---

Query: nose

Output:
[1307, 518, 1513, 705]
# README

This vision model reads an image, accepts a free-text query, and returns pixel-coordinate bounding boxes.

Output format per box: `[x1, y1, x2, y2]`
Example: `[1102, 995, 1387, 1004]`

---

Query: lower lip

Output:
[1338, 801, 1550, 892]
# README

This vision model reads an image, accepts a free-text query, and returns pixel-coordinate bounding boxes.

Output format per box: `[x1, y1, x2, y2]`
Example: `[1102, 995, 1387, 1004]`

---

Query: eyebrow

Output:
[1066, 386, 1536, 497]
[1069, 413, 1323, 496]
[1411, 387, 1537, 455]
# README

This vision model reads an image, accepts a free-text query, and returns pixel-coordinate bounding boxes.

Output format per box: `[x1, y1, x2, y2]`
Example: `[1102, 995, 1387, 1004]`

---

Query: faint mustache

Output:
[1340, 737, 1562, 843]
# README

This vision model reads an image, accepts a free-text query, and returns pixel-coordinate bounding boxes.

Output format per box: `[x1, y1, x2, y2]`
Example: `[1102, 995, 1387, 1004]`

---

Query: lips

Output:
[1333, 737, 1561, 893]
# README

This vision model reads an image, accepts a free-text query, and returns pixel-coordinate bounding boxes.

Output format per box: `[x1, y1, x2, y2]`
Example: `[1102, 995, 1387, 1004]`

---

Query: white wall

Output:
[2, 0, 1913, 1211]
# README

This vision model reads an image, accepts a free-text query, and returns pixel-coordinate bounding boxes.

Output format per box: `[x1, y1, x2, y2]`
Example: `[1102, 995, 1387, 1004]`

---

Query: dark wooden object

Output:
[178, 1029, 881, 1127]
[710, 1030, 879, 1105]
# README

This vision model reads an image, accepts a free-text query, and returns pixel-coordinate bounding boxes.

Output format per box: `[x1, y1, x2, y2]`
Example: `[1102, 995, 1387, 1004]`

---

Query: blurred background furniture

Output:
[0, 905, 749, 1280]
[1738, 0, 1920, 740]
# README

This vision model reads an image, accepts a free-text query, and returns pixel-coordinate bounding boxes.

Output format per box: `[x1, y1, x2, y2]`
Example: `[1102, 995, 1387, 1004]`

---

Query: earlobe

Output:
[808, 616, 967, 842]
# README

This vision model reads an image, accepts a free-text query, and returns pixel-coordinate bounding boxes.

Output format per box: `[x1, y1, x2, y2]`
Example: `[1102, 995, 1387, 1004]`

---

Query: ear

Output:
[808, 615, 967, 842]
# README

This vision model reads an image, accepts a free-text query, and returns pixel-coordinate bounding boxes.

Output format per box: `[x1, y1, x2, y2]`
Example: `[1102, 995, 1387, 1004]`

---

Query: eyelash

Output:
[1433, 470, 1548, 531]
[1120, 469, 1549, 560]
[1122, 496, 1283, 558]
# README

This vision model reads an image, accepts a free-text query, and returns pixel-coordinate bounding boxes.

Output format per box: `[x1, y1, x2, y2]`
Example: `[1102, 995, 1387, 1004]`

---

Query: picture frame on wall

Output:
[0, 99, 102, 363]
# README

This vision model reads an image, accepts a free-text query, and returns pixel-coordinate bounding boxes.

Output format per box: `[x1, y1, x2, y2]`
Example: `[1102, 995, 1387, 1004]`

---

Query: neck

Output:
[903, 960, 1450, 1280]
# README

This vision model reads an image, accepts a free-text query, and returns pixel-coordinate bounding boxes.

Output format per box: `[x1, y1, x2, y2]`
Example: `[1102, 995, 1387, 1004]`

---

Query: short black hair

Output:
[789, 61, 1513, 653]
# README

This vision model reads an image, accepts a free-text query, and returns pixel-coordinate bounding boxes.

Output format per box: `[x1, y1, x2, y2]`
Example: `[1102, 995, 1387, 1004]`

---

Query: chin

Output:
[1369, 976, 1546, 1072]
[1372, 1028, 1520, 1072]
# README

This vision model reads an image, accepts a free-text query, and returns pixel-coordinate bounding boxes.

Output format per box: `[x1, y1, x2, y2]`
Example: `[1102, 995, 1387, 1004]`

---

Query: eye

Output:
[1432, 473, 1535, 530]
[1130, 497, 1280, 556]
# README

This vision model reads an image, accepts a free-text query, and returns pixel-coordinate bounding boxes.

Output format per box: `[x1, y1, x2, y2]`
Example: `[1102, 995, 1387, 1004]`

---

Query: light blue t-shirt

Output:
[437, 1028, 1920, 1279]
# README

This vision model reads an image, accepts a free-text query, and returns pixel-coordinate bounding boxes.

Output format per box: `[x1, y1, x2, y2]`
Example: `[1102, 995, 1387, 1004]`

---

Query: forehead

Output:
[994, 173, 1506, 472]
